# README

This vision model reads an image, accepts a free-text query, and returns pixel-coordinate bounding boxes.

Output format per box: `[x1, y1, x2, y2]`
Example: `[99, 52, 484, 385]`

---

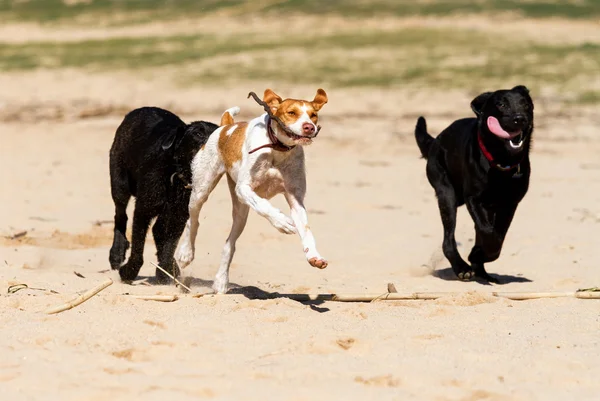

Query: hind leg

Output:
[175, 160, 224, 269]
[119, 203, 156, 282]
[109, 163, 131, 270]
[427, 160, 473, 280]
[213, 176, 250, 294]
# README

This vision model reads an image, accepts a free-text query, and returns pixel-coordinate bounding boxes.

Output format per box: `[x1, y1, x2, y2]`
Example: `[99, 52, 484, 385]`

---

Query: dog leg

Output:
[468, 205, 517, 283]
[213, 176, 250, 294]
[428, 166, 473, 280]
[119, 206, 154, 282]
[152, 210, 187, 284]
[236, 182, 296, 235]
[465, 198, 497, 237]
[175, 167, 224, 268]
[285, 189, 327, 269]
[109, 165, 131, 270]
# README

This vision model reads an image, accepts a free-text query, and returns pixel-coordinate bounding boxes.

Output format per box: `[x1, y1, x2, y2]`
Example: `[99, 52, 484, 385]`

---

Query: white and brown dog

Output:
[175, 88, 329, 293]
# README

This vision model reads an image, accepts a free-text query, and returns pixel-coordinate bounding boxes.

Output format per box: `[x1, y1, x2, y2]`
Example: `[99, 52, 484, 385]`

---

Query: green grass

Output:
[1, 27, 598, 102]
[573, 91, 600, 104]
[1, 0, 600, 23]
[265, 0, 600, 19]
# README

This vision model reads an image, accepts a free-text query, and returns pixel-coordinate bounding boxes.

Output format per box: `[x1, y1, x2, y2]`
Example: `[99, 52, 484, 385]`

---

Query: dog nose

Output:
[302, 123, 315, 134]
[513, 115, 526, 125]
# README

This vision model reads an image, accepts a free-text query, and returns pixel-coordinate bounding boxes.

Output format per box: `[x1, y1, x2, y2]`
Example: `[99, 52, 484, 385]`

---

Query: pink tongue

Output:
[487, 116, 519, 139]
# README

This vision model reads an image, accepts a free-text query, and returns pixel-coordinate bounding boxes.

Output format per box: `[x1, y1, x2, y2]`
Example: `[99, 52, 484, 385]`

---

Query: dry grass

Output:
[0, 27, 598, 103]
[2, 0, 600, 24]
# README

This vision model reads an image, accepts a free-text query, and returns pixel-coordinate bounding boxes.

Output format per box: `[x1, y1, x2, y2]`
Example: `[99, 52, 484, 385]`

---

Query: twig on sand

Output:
[149, 262, 192, 293]
[6, 230, 27, 240]
[8, 283, 59, 294]
[274, 290, 600, 303]
[45, 278, 113, 314]
[387, 283, 398, 293]
[73, 271, 86, 279]
[130, 294, 179, 302]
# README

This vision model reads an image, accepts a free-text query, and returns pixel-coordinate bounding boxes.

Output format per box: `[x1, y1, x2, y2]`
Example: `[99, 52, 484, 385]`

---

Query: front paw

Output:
[212, 276, 229, 294]
[308, 257, 328, 269]
[175, 243, 194, 268]
[119, 259, 142, 282]
[270, 213, 296, 235]
[453, 261, 475, 281]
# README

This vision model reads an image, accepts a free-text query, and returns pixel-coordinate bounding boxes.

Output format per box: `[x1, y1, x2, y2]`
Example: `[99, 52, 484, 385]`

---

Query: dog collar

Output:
[248, 117, 297, 154]
[477, 130, 523, 172]
[170, 172, 192, 189]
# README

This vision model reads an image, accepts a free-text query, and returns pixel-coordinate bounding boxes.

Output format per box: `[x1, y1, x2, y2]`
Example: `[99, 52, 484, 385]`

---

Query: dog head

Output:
[471, 85, 534, 154]
[262, 88, 328, 146]
[169, 121, 219, 166]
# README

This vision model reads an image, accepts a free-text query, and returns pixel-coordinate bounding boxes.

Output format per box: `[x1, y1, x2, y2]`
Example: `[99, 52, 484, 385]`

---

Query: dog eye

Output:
[287, 110, 296, 116]
[310, 113, 317, 118]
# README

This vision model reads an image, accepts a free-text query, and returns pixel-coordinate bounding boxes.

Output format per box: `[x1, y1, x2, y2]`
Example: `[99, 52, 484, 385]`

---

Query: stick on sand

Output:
[45, 278, 113, 314]
[276, 290, 600, 302]
[149, 262, 192, 293]
[130, 294, 179, 302]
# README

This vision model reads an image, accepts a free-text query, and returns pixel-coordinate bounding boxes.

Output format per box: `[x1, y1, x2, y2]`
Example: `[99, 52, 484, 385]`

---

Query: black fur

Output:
[109, 107, 218, 283]
[415, 85, 534, 282]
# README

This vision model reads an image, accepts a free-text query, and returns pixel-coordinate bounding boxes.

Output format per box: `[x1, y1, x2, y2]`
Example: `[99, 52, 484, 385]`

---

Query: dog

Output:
[109, 107, 218, 283]
[415, 85, 534, 282]
[175, 88, 329, 293]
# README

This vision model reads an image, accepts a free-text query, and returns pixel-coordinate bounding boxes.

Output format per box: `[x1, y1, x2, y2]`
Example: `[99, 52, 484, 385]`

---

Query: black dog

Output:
[109, 107, 218, 283]
[415, 85, 534, 282]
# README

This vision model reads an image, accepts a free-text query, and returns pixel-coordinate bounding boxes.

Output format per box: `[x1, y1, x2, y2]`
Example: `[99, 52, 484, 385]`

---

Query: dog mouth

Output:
[487, 116, 525, 149]
[508, 132, 524, 149]
[283, 131, 315, 145]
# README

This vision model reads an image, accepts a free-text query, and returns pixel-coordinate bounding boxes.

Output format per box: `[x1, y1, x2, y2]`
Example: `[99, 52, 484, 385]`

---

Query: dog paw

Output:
[212, 278, 229, 294]
[271, 214, 296, 235]
[119, 261, 141, 282]
[175, 244, 194, 268]
[308, 257, 328, 269]
[457, 271, 475, 281]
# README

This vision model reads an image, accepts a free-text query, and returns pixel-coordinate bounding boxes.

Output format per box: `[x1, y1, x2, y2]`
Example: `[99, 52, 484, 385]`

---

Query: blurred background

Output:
[0, 0, 599, 102]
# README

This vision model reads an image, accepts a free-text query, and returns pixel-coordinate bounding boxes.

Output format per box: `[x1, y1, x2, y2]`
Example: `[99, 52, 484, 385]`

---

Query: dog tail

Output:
[415, 116, 434, 159]
[220, 106, 240, 126]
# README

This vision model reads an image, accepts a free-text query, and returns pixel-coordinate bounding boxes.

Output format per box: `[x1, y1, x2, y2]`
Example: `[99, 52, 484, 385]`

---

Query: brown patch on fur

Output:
[220, 111, 235, 126]
[218, 122, 248, 169]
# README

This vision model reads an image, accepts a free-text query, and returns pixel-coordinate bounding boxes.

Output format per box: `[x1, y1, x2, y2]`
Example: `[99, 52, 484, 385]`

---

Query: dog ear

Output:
[311, 88, 328, 111]
[470, 92, 493, 116]
[512, 85, 534, 110]
[263, 89, 283, 113]
[511, 85, 530, 95]
[161, 127, 183, 150]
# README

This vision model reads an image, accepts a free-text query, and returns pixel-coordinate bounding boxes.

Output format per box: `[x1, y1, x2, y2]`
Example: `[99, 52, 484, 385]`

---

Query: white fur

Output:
[223, 106, 240, 118]
[287, 103, 317, 136]
[176, 111, 327, 294]
[226, 124, 237, 136]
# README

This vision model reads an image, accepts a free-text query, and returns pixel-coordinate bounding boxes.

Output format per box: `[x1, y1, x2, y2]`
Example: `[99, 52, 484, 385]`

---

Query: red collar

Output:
[248, 117, 296, 154]
[477, 130, 522, 172]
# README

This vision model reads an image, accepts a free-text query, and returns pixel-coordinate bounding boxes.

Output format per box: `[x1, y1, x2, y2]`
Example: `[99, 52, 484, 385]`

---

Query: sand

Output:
[2, 17, 600, 401]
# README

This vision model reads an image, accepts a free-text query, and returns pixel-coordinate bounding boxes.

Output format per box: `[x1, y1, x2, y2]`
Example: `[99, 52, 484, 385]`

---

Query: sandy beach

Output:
[2, 4, 600, 400]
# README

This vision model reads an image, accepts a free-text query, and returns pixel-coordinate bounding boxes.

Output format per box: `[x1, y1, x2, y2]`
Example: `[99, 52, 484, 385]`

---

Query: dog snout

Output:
[513, 115, 526, 125]
[302, 123, 315, 135]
